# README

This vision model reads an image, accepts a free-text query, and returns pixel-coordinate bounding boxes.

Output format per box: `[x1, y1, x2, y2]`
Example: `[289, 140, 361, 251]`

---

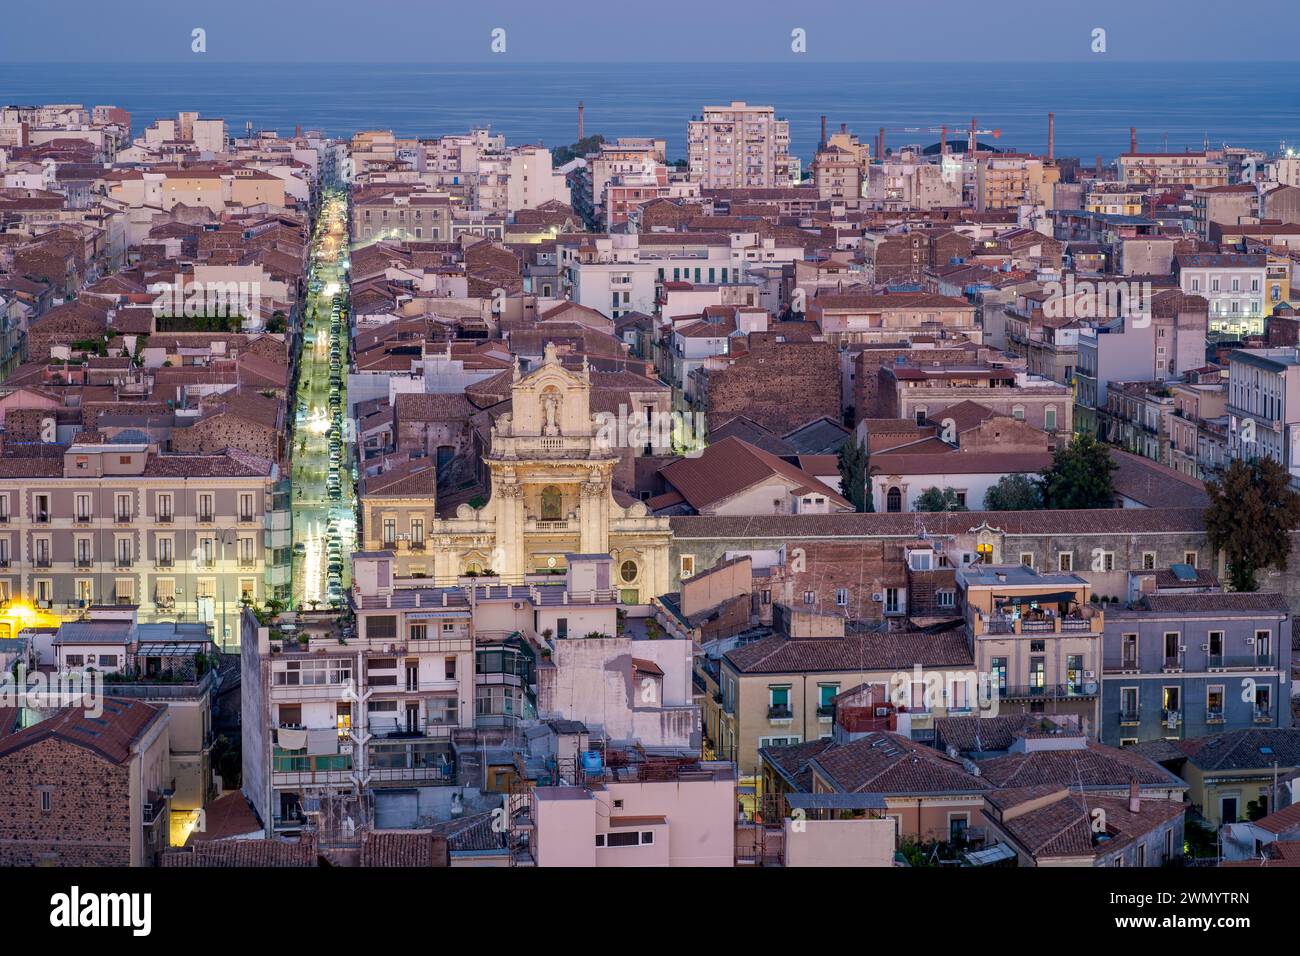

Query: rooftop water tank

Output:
[580, 751, 603, 774]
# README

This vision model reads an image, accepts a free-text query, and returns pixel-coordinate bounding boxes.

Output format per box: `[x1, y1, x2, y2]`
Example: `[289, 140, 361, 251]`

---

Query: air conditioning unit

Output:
[871, 592, 883, 602]
[1201, 644, 1210, 651]
[874, 707, 890, 717]
[37, 599, 51, 609]
[1246, 637, 1256, 645]
[1084, 670, 1095, 680]
[1180, 645, 1187, 653]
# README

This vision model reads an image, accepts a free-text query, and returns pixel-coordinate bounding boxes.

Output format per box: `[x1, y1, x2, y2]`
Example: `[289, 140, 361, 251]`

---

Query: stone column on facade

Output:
[578, 479, 605, 554]
[494, 478, 524, 580]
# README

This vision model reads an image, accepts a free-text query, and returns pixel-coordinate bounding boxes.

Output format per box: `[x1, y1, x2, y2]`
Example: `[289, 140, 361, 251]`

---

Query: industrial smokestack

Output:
[1096, 153, 1104, 179]
[820, 114, 827, 149]
[578, 101, 585, 141]
[1047, 112, 1055, 162]
[1130, 126, 1137, 154]
[940, 126, 947, 156]
[878, 126, 885, 160]
[970, 117, 978, 155]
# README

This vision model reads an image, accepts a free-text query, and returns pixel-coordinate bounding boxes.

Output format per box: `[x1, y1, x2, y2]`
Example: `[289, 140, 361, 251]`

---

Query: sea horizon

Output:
[3, 60, 1298, 161]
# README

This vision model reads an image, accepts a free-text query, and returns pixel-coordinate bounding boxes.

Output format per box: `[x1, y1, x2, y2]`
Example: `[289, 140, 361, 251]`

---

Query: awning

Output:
[994, 591, 1077, 607]
[964, 842, 1016, 866]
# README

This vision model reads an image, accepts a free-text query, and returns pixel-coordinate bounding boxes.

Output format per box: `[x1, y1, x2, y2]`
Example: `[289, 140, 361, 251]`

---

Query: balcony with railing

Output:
[1208, 654, 1276, 671]
[767, 704, 793, 722]
[973, 605, 1103, 637]
[999, 682, 1099, 701]
[1119, 708, 1141, 726]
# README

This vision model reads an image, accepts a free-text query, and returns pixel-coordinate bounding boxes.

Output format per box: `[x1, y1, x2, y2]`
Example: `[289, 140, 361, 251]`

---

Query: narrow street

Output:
[291, 188, 354, 609]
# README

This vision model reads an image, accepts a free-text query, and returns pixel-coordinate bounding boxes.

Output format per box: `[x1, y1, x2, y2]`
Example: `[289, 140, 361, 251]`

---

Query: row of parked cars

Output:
[325, 290, 348, 604]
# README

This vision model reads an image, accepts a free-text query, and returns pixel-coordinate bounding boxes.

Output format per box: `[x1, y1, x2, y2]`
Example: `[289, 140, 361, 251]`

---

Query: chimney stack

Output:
[1130, 126, 1137, 154]
[970, 116, 978, 154]
[878, 127, 885, 161]
[820, 114, 827, 149]
[1128, 778, 1141, 814]
[1096, 153, 1104, 179]
[1047, 112, 1055, 162]
[941, 126, 947, 156]
[578, 101, 585, 141]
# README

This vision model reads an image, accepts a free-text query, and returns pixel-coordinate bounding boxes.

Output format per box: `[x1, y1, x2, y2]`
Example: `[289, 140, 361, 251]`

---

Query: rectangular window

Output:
[679, 555, 695, 578]
[1058, 552, 1073, 572]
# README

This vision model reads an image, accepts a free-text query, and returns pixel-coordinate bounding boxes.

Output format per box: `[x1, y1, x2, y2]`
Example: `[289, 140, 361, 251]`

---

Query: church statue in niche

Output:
[541, 386, 562, 436]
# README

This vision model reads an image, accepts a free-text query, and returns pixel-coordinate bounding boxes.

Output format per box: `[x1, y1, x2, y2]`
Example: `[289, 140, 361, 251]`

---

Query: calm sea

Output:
[2, 61, 1298, 162]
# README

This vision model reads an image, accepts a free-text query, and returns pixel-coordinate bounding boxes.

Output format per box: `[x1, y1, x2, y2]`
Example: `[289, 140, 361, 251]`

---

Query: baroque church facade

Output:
[420, 344, 672, 603]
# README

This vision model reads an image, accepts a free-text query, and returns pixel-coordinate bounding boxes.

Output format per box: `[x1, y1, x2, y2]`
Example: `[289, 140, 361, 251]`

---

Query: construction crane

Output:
[874, 119, 1002, 159]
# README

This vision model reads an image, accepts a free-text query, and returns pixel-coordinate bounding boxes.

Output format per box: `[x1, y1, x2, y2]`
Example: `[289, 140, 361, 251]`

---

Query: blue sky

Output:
[2, 0, 1298, 62]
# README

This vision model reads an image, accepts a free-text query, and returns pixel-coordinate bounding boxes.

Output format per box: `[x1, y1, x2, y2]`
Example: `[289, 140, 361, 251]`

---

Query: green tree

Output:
[551, 134, 606, 167]
[915, 487, 966, 512]
[1204, 457, 1300, 592]
[983, 473, 1044, 511]
[837, 438, 873, 512]
[1039, 434, 1117, 509]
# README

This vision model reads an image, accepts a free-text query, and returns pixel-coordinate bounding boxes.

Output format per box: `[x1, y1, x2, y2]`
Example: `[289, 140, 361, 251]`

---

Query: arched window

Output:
[886, 486, 903, 513]
[540, 485, 562, 521]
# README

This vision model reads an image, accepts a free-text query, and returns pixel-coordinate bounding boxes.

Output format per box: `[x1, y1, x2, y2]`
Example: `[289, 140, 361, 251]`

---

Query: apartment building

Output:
[864, 151, 963, 210]
[527, 759, 735, 866]
[1084, 182, 1146, 216]
[1117, 152, 1230, 189]
[558, 232, 748, 319]
[1103, 381, 1176, 462]
[711, 604, 975, 777]
[957, 564, 1104, 731]
[809, 291, 979, 345]
[877, 363, 1071, 436]
[0, 442, 289, 650]
[240, 562, 475, 835]
[358, 460, 437, 579]
[1176, 253, 1268, 336]
[48, 605, 215, 843]
[352, 187, 453, 243]
[1101, 584, 1291, 747]
[1167, 376, 1229, 479]
[1192, 184, 1258, 239]
[1224, 346, 1300, 472]
[688, 102, 796, 189]
[0, 697, 171, 866]
[975, 154, 1058, 211]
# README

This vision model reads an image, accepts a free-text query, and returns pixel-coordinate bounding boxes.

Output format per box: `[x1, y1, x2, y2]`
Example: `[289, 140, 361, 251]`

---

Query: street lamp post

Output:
[214, 526, 240, 652]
